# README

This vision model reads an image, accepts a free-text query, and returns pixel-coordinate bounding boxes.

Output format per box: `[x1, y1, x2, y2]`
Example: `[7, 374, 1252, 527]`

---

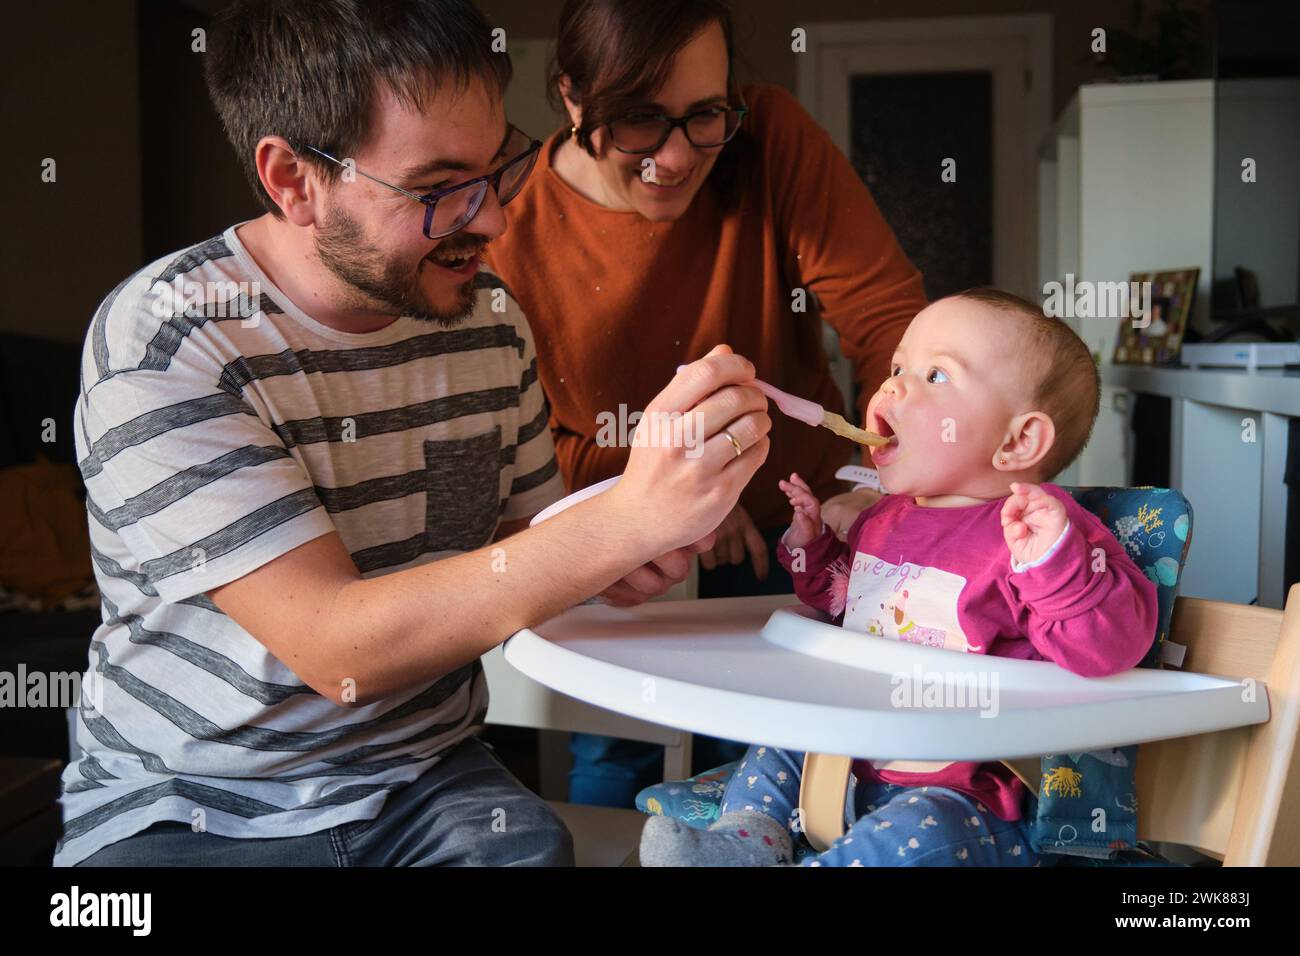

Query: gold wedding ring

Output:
[723, 429, 743, 458]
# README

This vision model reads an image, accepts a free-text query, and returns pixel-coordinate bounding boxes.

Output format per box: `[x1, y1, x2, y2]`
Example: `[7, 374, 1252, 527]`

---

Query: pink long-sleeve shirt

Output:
[776, 483, 1158, 821]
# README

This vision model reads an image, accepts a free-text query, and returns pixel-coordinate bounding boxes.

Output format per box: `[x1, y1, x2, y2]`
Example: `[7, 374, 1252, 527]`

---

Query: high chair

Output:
[629, 586, 1299, 866]
[625, 486, 1294, 865]
[507, 483, 1296, 865]
[799, 586, 1300, 864]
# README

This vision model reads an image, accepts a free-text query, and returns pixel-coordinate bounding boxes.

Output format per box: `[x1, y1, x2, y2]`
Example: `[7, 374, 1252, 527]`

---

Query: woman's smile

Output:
[638, 166, 693, 194]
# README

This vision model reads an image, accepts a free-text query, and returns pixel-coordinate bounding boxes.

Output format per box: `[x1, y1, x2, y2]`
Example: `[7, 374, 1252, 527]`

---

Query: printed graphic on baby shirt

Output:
[841, 552, 983, 654]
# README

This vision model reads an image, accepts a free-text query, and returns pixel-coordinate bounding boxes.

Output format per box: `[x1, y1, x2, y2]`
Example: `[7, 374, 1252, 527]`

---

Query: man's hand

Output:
[1001, 481, 1068, 567]
[820, 487, 881, 541]
[698, 504, 769, 580]
[597, 345, 771, 602]
[598, 533, 716, 606]
[606, 345, 771, 555]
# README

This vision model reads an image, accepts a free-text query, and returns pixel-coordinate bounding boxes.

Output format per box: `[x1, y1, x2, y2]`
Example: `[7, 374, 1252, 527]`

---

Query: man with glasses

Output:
[56, 0, 772, 867]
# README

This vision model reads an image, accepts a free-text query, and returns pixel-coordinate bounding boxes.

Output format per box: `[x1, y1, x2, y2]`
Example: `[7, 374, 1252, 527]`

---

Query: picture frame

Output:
[1113, 268, 1199, 366]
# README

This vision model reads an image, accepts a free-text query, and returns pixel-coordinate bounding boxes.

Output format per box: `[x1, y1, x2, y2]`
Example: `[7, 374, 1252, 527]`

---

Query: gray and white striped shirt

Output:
[54, 224, 564, 866]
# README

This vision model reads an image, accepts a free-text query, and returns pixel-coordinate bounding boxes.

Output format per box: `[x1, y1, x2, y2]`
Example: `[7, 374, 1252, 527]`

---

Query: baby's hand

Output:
[778, 472, 823, 550]
[1000, 481, 1068, 567]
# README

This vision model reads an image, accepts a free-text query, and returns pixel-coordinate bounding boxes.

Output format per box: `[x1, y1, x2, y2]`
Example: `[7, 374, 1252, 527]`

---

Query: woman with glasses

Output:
[485, 0, 929, 809]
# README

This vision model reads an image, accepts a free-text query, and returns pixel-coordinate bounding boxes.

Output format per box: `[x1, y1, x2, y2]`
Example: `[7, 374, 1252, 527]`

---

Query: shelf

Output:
[1101, 364, 1300, 416]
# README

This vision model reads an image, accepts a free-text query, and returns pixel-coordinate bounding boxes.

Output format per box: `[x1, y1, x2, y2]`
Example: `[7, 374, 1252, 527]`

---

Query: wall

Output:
[1213, 78, 1300, 309]
[2, 1, 143, 343]
[477, 0, 1210, 120]
[138, 2, 262, 263]
[0, 0, 1214, 344]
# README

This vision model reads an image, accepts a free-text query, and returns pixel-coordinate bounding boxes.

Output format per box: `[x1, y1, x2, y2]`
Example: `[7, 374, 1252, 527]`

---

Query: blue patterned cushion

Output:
[1065, 487, 1193, 669]
[1030, 747, 1140, 859]
[635, 763, 734, 828]
[1026, 488, 1193, 860]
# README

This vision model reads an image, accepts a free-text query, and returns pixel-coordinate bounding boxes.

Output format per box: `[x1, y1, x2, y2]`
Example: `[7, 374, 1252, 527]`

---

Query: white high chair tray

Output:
[504, 594, 1270, 761]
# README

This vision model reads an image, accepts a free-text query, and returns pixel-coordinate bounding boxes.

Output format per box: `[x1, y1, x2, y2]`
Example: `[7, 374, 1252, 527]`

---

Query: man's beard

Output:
[314, 205, 482, 327]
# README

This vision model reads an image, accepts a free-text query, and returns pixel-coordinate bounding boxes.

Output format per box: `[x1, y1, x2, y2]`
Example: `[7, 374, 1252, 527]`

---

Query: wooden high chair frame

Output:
[798, 585, 1300, 865]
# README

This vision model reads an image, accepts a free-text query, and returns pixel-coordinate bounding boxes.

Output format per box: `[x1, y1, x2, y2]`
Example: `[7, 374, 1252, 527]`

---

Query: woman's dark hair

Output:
[206, 0, 513, 216]
[549, 0, 756, 210]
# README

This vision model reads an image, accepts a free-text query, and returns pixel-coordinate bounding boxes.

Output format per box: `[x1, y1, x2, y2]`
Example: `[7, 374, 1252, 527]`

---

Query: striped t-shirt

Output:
[54, 224, 565, 866]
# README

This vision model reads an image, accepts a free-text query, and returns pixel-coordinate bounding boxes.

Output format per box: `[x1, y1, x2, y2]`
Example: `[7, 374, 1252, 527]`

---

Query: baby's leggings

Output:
[720, 744, 1040, 866]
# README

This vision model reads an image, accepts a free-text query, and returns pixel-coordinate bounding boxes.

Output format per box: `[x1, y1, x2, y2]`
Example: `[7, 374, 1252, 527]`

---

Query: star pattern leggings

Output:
[719, 744, 1040, 866]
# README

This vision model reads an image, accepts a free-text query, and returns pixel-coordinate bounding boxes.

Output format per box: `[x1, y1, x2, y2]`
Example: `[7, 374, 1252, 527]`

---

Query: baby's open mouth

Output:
[868, 412, 899, 461]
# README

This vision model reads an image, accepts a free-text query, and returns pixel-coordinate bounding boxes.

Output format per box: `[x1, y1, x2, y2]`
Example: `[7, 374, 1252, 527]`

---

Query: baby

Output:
[641, 288, 1159, 867]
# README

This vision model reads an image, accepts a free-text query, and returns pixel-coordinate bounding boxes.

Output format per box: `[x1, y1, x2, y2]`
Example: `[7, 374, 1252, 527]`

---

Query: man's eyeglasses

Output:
[306, 126, 541, 240]
[607, 105, 748, 154]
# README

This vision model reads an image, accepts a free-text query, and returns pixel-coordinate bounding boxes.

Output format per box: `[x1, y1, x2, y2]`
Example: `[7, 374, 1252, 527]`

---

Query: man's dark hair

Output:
[206, 0, 512, 216]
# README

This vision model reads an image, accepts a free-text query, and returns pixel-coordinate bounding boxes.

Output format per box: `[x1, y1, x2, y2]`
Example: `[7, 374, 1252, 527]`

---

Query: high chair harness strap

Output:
[799, 753, 853, 852]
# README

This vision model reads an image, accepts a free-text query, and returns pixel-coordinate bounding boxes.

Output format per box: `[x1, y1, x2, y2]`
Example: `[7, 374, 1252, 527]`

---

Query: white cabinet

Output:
[1038, 81, 1215, 488]
[1098, 364, 1296, 609]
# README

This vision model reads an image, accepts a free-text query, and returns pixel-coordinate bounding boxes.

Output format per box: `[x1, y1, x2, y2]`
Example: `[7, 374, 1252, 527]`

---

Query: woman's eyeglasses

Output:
[606, 105, 748, 154]
[306, 126, 541, 240]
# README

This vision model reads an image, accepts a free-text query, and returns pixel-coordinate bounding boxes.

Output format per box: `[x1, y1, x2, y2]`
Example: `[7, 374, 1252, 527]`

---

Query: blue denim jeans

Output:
[568, 525, 795, 808]
[722, 744, 1040, 866]
[74, 736, 574, 866]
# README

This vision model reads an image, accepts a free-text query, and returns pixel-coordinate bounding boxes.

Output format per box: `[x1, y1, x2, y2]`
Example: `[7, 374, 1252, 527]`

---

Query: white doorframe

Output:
[796, 15, 1053, 298]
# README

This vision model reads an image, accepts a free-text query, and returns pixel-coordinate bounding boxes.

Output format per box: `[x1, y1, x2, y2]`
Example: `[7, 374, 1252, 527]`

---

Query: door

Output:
[798, 16, 1052, 299]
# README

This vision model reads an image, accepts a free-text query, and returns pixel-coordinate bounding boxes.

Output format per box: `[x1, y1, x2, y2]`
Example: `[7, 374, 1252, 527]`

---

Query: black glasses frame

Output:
[606, 105, 749, 155]
[306, 128, 542, 239]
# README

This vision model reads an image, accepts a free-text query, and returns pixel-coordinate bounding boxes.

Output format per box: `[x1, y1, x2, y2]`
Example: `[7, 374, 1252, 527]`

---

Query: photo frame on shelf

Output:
[1113, 268, 1198, 366]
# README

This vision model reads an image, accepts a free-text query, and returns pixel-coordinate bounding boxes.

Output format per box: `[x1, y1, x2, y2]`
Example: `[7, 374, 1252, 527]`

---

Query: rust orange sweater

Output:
[486, 84, 928, 530]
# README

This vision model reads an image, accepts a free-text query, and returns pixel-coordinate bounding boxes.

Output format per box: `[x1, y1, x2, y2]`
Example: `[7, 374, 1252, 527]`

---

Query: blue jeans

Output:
[721, 744, 1039, 866]
[74, 737, 574, 866]
[568, 525, 795, 807]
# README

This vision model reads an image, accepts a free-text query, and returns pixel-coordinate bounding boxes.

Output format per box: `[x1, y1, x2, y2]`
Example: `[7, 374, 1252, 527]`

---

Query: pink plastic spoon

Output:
[676, 366, 887, 447]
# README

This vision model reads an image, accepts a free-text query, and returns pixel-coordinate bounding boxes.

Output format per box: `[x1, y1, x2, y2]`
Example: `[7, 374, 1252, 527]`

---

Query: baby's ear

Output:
[994, 411, 1055, 474]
